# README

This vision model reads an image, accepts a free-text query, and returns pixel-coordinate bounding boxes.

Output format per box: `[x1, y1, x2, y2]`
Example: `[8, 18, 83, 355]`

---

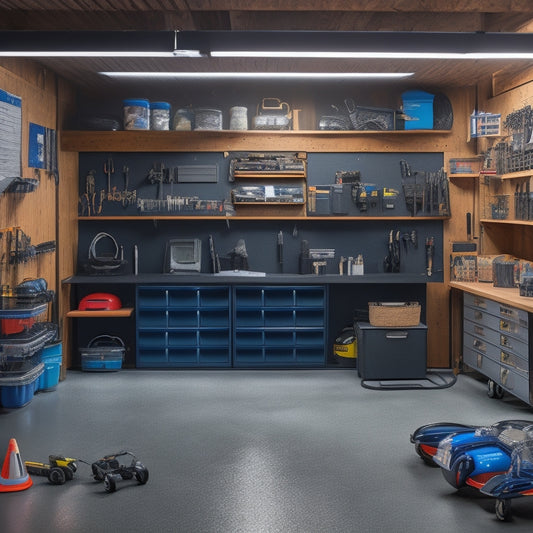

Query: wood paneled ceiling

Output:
[1, 1, 533, 93]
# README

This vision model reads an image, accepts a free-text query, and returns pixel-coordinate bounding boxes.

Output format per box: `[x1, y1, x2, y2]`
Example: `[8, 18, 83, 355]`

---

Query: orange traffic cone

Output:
[0, 438, 32, 492]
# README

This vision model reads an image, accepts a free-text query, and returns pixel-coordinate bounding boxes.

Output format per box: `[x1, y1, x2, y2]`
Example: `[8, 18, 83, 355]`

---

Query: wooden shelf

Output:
[449, 173, 479, 178]
[233, 171, 306, 179]
[61, 129, 453, 153]
[500, 170, 533, 180]
[79, 215, 450, 221]
[480, 218, 533, 226]
[66, 307, 134, 318]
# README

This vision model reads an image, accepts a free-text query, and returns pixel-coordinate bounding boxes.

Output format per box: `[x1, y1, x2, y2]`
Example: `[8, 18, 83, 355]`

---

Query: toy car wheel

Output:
[495, 498, 512, 521]
[135, 465, 149, 484]
[103, 474, 119, 493]
[92, 467, 104, 481]
[441, 457, 472, 489]
[63, 467, 74, 481]
[487, 380, 505, 399]
[48, 466, 66, 485]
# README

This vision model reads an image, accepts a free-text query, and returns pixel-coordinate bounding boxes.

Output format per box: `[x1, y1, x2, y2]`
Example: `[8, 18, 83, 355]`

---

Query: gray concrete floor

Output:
[1, 369, 533, 532]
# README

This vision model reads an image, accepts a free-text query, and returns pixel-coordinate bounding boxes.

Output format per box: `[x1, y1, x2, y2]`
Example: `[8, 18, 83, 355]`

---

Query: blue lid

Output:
[150, 101, 171, 110]
[123, 99, 150, 107]
[402, 90, 434, 101]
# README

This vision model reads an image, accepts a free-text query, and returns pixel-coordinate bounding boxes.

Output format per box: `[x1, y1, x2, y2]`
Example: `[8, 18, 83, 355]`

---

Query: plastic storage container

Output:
[229, 106, 248, 130]
[173, 108, 193, 130]
[123, 99, 150, 130]
[80, 335, 124, 371]
[39, 342, 62, 391]
[150, 101, 171, 130]
[402, 90, 434, 130]
[193, 108, 223, 130]
[0, 362, 44, 408]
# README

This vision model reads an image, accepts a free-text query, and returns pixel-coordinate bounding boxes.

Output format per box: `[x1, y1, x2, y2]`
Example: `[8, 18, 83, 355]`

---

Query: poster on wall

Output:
[0, 87, 22, 194]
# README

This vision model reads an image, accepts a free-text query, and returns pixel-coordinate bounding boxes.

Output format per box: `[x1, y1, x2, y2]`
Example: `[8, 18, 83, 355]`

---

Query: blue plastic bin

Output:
[0, 363, 44, 408]
[402, 90, 434, 130]
[39, 342, 62, 391]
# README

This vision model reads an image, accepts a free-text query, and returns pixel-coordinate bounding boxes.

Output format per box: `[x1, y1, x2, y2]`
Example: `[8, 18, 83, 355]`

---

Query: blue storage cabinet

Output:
[233, 286, 326, 367]
[136, 286, 231, 367]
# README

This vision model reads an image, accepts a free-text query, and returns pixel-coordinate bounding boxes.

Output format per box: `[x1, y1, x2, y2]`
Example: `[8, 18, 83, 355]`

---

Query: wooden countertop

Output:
[449, 281, 533, 312]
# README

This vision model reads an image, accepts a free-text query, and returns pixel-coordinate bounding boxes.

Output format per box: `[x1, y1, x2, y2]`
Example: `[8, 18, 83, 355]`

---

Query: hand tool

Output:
[384, 230, 393, 273]
[392, 230, 401, 272]
[425, 236, 435, 276]
[104, 157, 114, 195]
[277, 230, 284, 272]
[122, 165, 130, 207]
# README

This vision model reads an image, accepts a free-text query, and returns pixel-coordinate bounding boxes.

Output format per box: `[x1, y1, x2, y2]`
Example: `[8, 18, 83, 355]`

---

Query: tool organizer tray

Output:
[0, 322, 58, 358]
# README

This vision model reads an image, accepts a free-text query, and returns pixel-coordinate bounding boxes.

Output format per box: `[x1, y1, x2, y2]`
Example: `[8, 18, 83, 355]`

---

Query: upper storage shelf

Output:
[60, 130, 453, 154]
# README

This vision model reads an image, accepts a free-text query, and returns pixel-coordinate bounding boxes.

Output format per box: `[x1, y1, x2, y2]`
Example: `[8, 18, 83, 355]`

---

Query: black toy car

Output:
[91, 451, 149, 493]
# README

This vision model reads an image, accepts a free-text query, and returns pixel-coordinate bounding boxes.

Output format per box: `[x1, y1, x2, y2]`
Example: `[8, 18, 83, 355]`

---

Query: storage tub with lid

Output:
[123, 98, 150, 130]
[150, 101, 171, 130]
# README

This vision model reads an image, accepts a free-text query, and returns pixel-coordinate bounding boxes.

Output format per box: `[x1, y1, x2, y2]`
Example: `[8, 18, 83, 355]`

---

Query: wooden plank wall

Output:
[476, 77, 533, 261]
[0, 59, 78, 374]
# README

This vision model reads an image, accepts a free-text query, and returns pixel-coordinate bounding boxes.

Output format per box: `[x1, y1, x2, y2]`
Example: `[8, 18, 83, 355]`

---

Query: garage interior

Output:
[3, 1, 533, 531]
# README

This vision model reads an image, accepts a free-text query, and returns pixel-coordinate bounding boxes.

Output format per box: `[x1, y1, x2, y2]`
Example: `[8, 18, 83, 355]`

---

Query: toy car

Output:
[25, 455, 78, 485]
[91, 451, 149, 493]
[411, 419, 533, 521]
[480, 441, 533, 521]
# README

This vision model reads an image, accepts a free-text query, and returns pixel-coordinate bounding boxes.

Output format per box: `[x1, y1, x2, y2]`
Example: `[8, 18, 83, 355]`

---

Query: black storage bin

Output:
[355, 321, 427, 380]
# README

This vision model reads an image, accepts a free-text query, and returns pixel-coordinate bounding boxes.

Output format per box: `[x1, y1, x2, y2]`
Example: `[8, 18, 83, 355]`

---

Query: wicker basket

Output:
[368, 302, 421, 327]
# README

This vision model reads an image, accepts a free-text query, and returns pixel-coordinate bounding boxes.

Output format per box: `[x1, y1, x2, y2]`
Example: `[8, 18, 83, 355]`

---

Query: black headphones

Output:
[87, 232, 126, 272]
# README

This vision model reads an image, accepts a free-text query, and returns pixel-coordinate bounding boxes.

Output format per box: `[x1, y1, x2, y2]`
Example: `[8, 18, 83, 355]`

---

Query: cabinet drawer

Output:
[464, 293, 528, 326]
[463, 346, 501, 382]
[499, 366, 531, 404]
[500, 349, 529, 376]
[463, 331, 499, 363]
[464, 319, 529, 359]
[463, 306, 528, 343]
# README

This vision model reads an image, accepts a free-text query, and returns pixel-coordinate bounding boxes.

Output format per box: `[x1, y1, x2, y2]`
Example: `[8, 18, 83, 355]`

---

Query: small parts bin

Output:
[80, 336, 125, 372]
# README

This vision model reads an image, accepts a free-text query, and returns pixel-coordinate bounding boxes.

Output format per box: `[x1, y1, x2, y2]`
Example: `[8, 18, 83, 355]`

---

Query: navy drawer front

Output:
[355, 322, 427, 380]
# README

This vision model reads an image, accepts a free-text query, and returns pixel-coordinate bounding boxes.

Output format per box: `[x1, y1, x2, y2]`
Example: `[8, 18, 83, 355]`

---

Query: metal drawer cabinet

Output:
[462, 293, 532, 406]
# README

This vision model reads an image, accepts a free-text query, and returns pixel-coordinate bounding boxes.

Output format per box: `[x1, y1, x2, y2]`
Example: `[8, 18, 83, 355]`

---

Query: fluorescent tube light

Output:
[210, 51, 533, 60]
[99, 72, 414, 80]
[0, 51, 179, 57]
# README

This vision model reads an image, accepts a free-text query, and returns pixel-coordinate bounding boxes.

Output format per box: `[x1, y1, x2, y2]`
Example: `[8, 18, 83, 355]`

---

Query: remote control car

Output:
[480, 441, 533, 521]
[25, 455, 78, 485]
[91, 451, 149, 493]
[411, 419, 533, 521]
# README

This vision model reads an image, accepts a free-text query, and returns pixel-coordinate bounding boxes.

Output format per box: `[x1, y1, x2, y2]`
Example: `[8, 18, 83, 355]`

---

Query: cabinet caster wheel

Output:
[487, 380, 505, 399]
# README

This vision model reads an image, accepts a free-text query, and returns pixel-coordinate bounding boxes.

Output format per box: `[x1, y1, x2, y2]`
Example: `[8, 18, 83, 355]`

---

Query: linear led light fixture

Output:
[0, 30, 201, 57]
[178, 30, 533, 60]
[99, 72, 414, 80]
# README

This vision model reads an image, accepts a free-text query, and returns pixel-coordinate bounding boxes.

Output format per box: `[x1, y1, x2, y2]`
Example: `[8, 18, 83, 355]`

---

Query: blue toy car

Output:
[480, 441, 533, 521]
[411, 419, 533, 521]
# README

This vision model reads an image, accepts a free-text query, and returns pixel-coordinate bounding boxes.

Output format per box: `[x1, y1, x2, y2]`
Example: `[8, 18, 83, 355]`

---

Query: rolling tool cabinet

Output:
[461, 291, 532, 405]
